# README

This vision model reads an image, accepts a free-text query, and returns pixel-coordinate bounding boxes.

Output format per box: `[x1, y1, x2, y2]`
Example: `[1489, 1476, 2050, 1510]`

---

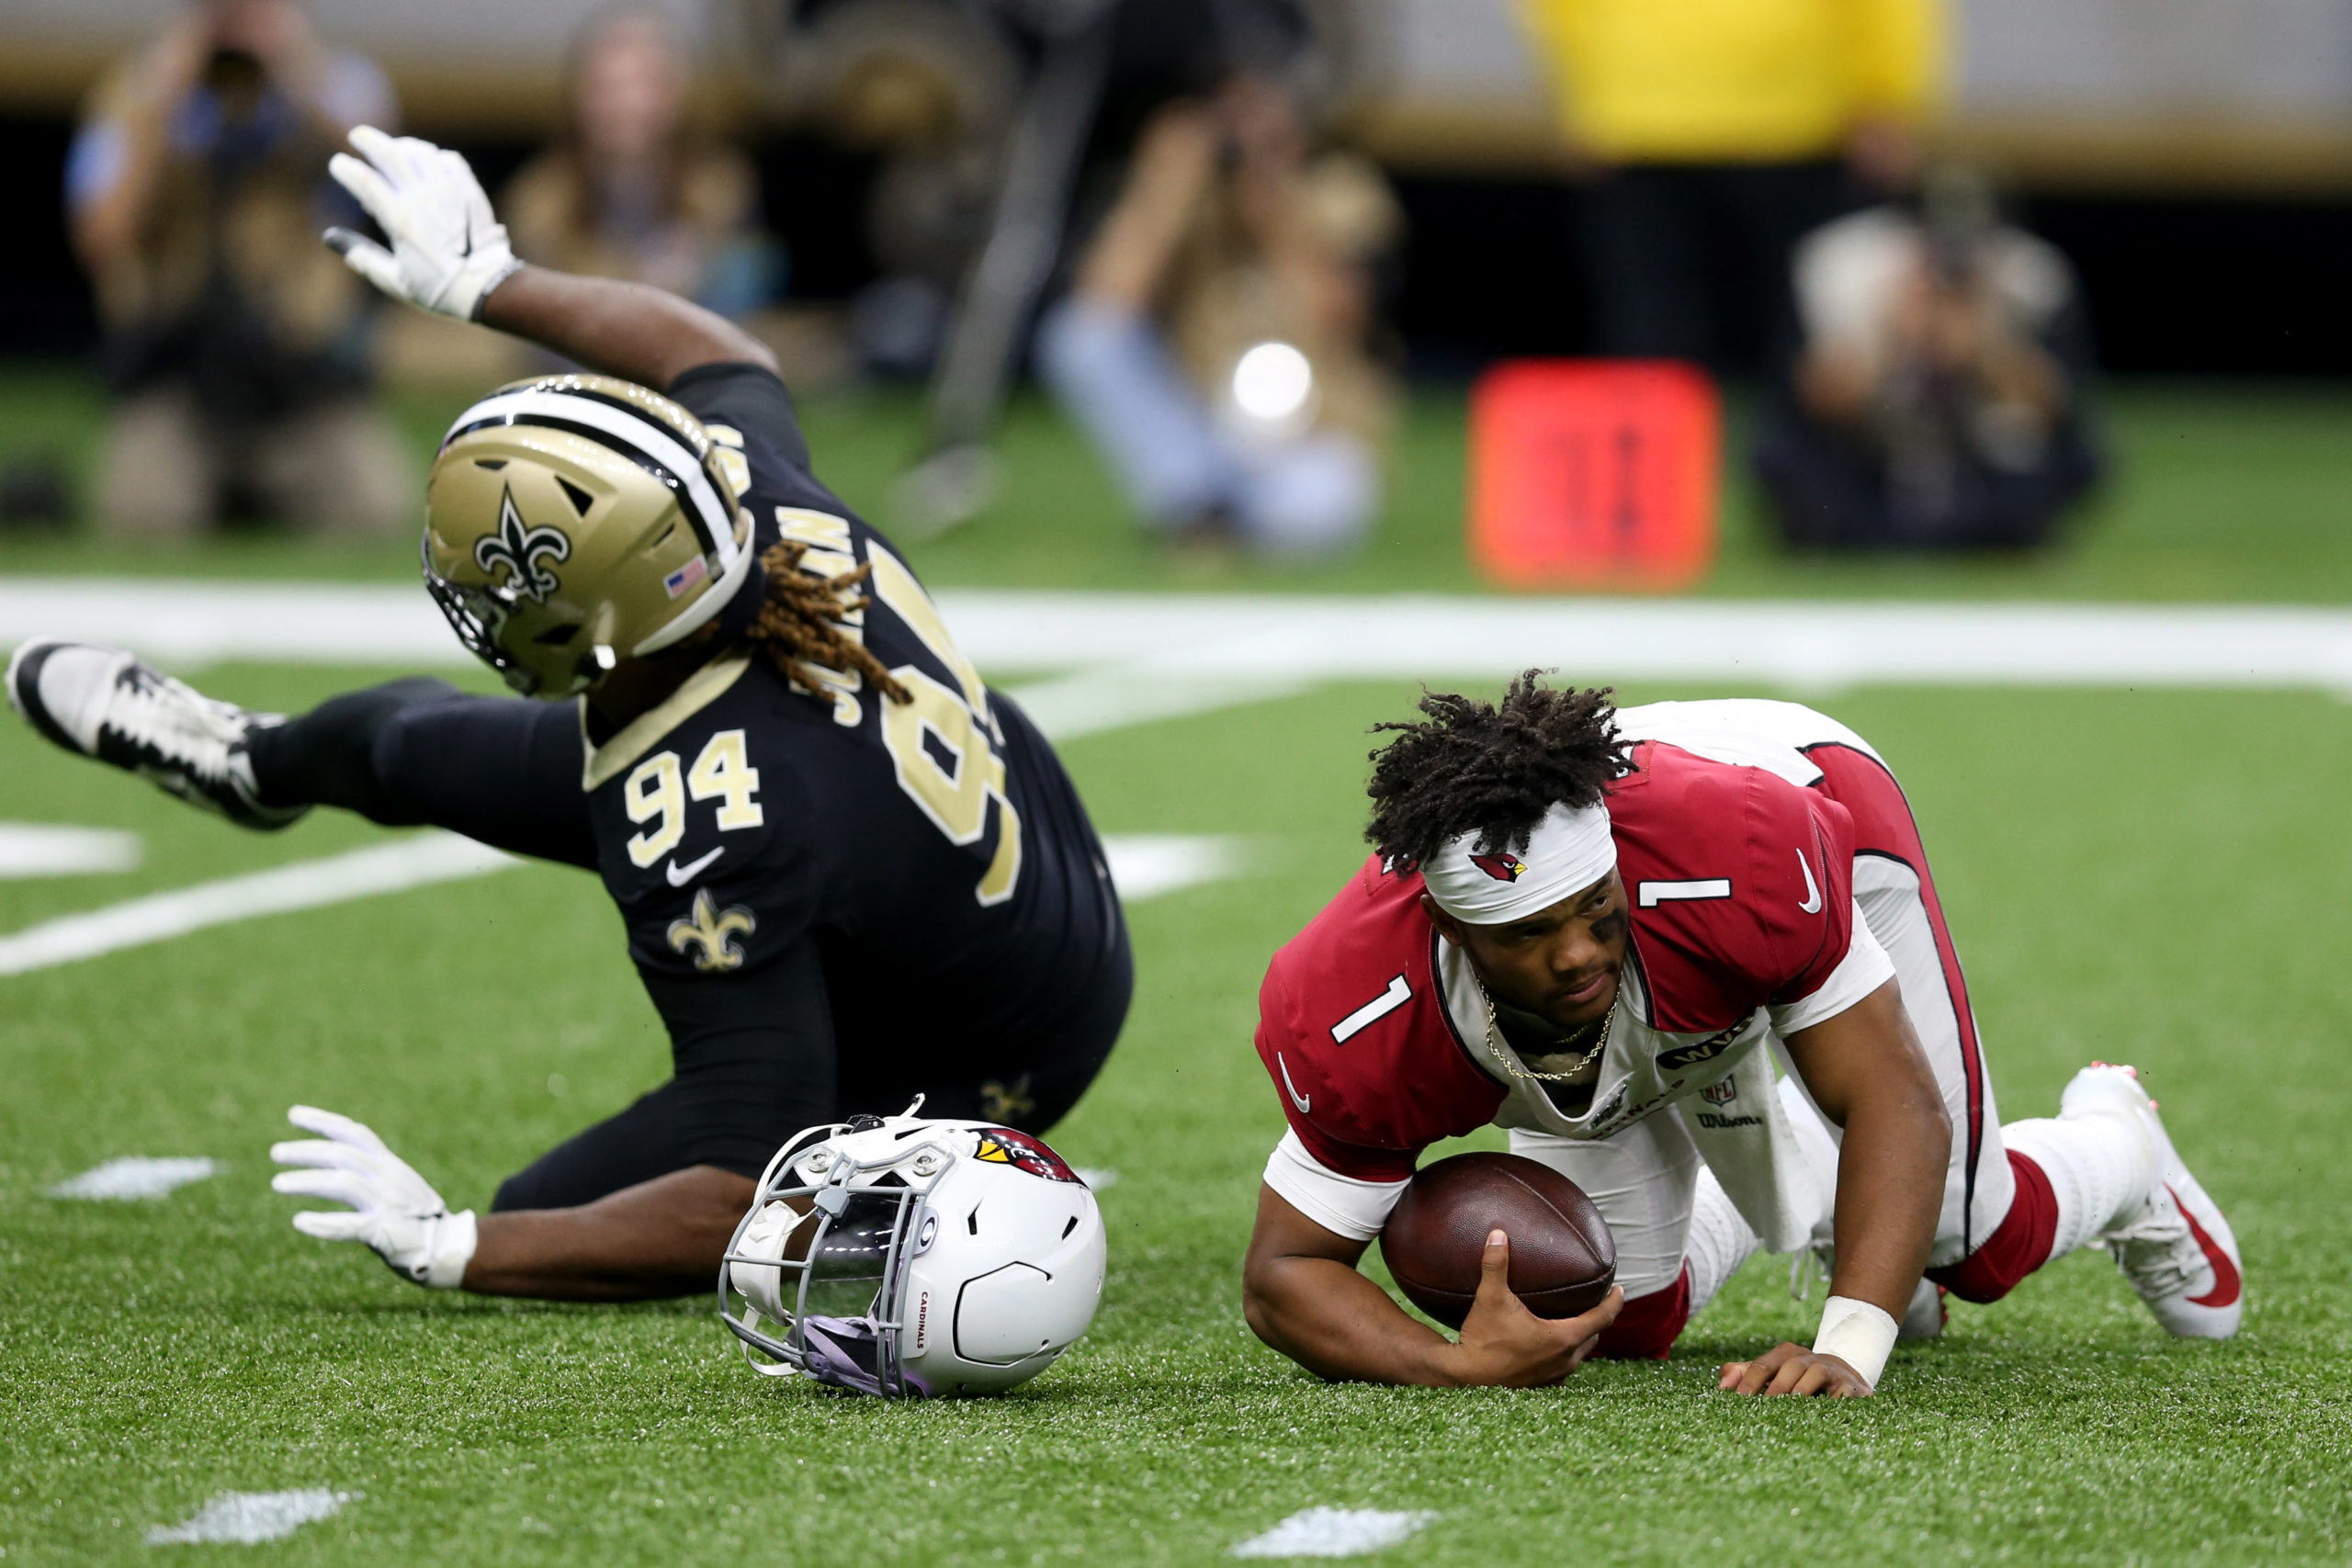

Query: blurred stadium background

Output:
[5, 4, 2351, 1562]
[0, 0, 2346, 592]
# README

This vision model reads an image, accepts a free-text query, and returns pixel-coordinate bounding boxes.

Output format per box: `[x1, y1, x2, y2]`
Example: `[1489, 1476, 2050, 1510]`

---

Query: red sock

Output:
[1594, 1266, 1692, 1360]
[1928, 1151, 2058, 1304]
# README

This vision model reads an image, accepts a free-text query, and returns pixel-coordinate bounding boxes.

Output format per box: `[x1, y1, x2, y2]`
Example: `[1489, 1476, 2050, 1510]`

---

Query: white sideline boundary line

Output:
[0, 832, 1237, 979]
[7, 579, 2352, 694]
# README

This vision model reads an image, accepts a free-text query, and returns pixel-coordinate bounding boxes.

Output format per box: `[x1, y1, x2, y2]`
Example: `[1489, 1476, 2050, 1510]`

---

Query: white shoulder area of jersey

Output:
[1612, 699, 1883, 789]
[1262, 1129, 1407, 1243]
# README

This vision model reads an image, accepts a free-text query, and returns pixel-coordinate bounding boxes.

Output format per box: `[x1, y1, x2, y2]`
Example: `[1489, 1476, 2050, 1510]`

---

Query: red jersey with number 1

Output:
[1253, 739, 1863, 1182]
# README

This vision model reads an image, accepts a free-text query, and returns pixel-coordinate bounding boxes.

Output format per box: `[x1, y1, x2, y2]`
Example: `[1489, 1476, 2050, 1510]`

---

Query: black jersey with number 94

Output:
[578, 364, 1125, 1145]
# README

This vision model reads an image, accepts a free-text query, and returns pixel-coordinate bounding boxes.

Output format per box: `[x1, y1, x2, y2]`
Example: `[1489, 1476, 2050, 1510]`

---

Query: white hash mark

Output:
[146, 1489, 359, 1545]
[0, 822, 141, 880]
[49, 1156, 223, 1201]
[1072, 1168, 1118, 1190]
[1101, 836, 1241, 903]
[1232, 1507, 1438, 1559]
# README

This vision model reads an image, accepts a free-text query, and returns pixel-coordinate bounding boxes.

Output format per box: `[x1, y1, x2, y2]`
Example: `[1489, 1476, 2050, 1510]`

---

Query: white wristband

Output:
[422, 1210, 479, 1291]
[1812, 1294, 1898, 1390]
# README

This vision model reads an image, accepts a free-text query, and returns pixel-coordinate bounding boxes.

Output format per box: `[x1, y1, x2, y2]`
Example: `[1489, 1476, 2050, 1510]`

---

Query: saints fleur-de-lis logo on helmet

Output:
[474, 486, 572, 604]
[668, 887, 757, 973]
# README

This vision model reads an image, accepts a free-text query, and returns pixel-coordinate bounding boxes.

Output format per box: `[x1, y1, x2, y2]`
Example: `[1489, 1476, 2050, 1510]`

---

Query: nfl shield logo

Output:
[1700, 1078, 1737, 1106]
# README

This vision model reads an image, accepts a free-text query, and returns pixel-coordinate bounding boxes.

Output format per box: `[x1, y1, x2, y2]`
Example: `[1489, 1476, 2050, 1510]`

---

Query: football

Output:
[1379, 1153, 1616, 1329]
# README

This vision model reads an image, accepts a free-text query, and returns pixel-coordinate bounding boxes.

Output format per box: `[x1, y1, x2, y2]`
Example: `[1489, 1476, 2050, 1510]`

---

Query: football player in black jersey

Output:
[5, 128, 1130, 1301]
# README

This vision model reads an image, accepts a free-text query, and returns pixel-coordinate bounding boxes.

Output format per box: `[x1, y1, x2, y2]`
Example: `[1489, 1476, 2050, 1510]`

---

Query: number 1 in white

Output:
[1331, 975, 1412, 1044]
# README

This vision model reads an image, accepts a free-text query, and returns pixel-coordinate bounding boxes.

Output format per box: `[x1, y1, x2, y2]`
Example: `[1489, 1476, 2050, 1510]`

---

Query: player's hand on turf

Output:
[1446, 1229, 1623, 1388]
[322, 126, 521, 321]
[1716, 1342, 1873, 1398]
[269, 1105, 477, 1289]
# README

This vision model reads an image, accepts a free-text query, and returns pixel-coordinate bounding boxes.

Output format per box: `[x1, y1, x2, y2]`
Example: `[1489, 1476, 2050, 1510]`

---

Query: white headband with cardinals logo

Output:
[1421, 801, 1618, 925]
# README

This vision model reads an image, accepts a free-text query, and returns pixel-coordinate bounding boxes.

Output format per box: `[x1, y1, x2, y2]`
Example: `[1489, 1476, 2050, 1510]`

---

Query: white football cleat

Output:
[1898, 1276, 1948, 1340]
[6, 637, 305, 830]
[2061, 1062, 2243, 1339]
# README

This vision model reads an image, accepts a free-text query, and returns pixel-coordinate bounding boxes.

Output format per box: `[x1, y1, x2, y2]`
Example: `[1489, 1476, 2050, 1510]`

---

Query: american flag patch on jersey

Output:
[662, 557, 709, 599]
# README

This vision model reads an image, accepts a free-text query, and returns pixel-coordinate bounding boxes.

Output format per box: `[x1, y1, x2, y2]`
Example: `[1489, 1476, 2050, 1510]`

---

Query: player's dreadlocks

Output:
[1364, 671, 1629, 868]
[744, 540, 911, 705]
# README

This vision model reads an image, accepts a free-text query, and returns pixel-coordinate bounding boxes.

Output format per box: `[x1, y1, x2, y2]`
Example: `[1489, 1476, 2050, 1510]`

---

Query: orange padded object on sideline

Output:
[1469, 360, 1720, 590]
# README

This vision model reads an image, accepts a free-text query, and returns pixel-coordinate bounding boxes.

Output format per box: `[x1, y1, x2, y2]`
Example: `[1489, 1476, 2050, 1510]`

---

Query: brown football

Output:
[1379, 1152, 1616, 1329]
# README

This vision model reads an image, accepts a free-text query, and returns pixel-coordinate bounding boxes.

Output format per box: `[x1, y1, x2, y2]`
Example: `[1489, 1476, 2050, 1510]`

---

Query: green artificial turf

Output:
[3, 670, 2349, 1564]
[3, 362, 2352, 604]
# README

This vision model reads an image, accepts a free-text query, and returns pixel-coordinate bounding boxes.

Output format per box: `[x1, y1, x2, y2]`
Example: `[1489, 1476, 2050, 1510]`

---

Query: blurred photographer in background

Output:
[1037, 77, 1400, 559]
[502, 6, 778, 324]
[67, 0, 412, 537]
[1754, 167, 2102, 551]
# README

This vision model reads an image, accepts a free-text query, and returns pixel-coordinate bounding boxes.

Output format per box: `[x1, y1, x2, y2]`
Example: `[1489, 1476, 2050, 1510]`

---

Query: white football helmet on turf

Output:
[720, 1102, 1106, 1398]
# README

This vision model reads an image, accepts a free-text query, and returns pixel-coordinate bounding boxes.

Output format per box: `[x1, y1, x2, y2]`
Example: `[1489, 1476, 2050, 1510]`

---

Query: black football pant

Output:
[244, 679, 1130, 1212]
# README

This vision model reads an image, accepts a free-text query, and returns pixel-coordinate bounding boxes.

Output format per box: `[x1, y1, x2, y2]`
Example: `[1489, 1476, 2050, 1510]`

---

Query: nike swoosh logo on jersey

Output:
[666, 846, 725, 886]
[2174, 1185, 2243, 1307]
[1278, 1053, 1310, 1115]
[1796, 849, 1823, 914]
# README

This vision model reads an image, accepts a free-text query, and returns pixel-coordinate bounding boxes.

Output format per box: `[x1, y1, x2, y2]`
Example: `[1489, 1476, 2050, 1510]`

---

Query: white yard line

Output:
[48, 1156, 223, 1200]
[1232, 1507, 1439, 1558]
[147, 1490, 359, 1545]
[0, 833, 1235, 979]
[1007, 668, 1315, 740]
[0, 822, 141, 879]
[8, 579, 2352, 694]
[0, 832, 513, 978]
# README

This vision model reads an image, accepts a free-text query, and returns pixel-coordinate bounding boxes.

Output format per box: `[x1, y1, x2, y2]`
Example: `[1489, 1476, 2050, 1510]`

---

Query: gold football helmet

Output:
[422, 374, 755, 696]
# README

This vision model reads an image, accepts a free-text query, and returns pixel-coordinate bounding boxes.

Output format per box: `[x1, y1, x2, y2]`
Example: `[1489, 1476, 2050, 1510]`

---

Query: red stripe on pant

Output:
[1593, 1265, 1691, 1359]
[1803, 742, 1992, 1253]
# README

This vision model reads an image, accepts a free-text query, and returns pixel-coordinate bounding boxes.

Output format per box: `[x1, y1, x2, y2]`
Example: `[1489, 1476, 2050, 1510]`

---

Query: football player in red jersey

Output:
[1242, 678, 2243, 1395]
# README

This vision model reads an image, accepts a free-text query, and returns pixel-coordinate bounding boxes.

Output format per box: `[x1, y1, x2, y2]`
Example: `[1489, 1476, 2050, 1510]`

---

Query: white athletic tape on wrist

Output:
[1420, 801, 1616, 925]
[1812, 1294, 1898, 1390]
[423, 1210, 478, 1291]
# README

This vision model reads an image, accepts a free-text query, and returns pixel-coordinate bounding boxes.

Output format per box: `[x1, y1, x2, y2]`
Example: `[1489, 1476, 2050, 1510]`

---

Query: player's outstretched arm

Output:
[321, 125, 776, 388]
[479, 266, 778, 392]
[459, 1165, 755, 1300]
[271, 1105, 755, 1300]
[1242, 1184, 1623, 1388]
[1721, 978, 1951, 1397]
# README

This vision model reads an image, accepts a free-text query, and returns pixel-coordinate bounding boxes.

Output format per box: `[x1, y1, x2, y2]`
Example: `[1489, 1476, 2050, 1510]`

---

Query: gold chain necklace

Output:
[1484, 985, 1619, 1083]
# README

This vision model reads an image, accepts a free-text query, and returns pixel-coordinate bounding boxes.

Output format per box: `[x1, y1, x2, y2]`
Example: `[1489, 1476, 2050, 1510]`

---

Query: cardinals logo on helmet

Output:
[973, 1128, 1080, 1183]
[1469, 852, 1528, 883]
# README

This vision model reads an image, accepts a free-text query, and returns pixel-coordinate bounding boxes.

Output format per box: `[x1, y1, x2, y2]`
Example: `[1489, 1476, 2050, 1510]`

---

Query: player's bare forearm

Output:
[1785, 980, 1951, 1318]
[1245, 1252, 1461, 1384]
[479, 265, 776, 390]
[1241, 1185, 1618, 1388]
[460, 1164, 755, 1300]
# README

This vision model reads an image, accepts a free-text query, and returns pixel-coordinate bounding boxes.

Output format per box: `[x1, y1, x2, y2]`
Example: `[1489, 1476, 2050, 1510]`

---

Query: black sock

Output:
[246, 677, 462, 822]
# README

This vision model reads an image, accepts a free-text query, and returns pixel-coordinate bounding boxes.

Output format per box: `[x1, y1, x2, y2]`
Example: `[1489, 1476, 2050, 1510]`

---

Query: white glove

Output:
[270, 1104, 478, 1289]
[322, 125, 522, 321]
